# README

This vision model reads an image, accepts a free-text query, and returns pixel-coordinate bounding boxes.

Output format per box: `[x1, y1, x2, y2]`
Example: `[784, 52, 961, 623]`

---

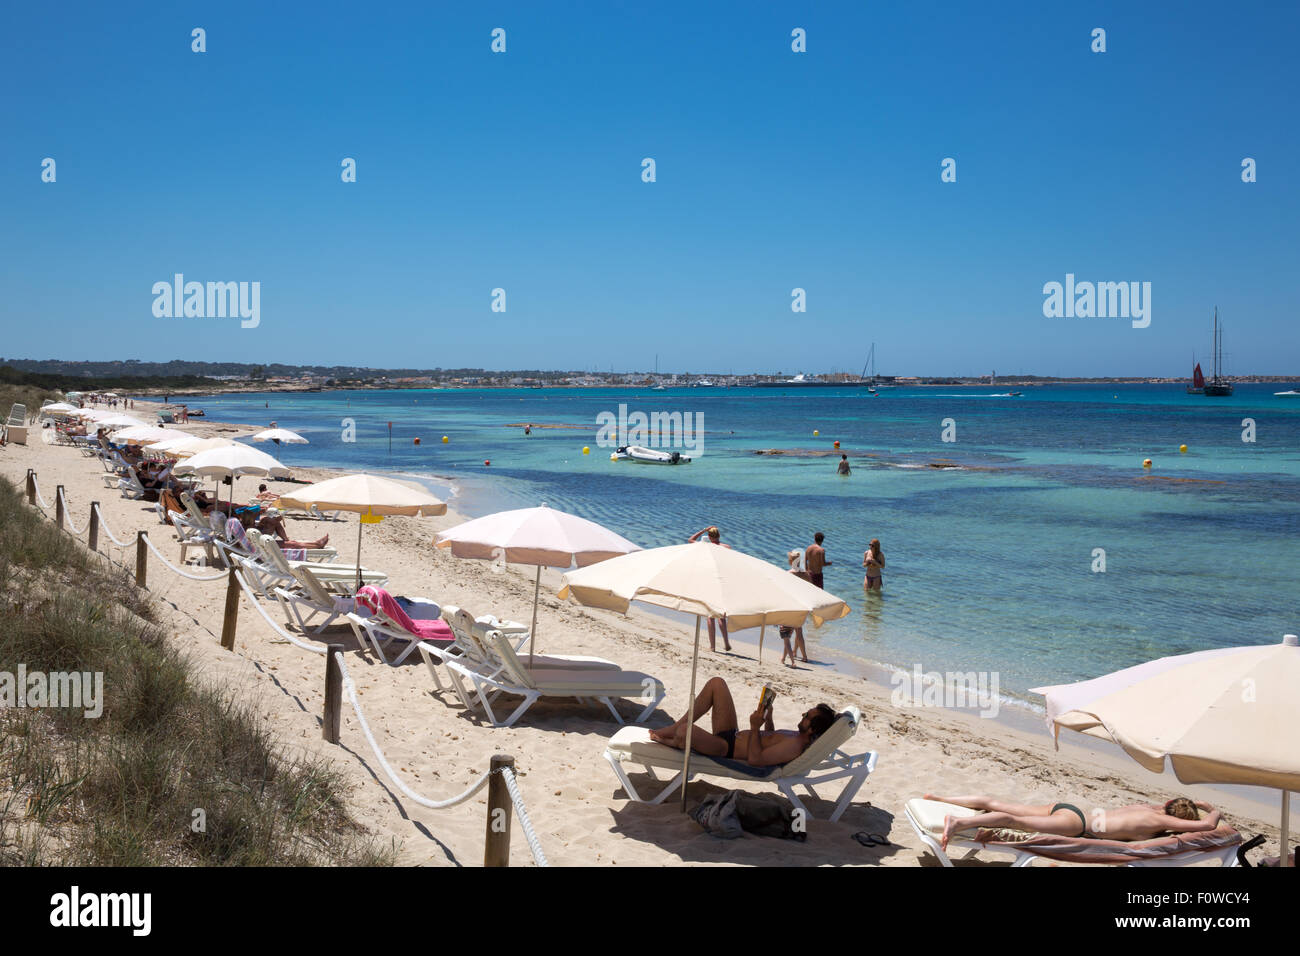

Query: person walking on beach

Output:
[837, 454, 851, 476]
[783, 550, 809, 664]
[804, 532, 830, 590]
[688, 525, 732, 652]
[863, 538, 885, 591]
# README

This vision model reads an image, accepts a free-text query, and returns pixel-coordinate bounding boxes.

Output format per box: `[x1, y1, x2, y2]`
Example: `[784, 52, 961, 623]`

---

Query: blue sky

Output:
[1, 1, 1296, 377]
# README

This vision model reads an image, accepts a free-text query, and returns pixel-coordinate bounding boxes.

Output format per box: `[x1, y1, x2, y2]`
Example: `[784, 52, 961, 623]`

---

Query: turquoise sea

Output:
[171, 384, 1300, 708]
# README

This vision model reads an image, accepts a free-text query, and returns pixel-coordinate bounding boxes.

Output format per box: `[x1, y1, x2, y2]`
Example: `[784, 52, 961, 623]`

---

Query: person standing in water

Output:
[863, 538, 885, 591]
[837, 454, 851, 475]
[687, 525, 732, 652]
[804, 532, 831, 590]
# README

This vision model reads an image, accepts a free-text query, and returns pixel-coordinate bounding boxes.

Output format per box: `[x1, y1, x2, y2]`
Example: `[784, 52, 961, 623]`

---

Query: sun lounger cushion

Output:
[357, 586, 453, 643]
[906, 798, 1241, 864]
[605, 727, 778, 780]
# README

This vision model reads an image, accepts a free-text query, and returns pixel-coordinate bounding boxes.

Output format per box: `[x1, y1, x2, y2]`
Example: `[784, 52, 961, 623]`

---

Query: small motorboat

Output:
[1275, 390, 1300, 397]
[187, 409, 206, 417]
[615, 444, 691, 465]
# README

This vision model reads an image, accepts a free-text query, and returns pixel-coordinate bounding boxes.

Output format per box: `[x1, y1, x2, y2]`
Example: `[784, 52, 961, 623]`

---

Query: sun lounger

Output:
[168, 511, 218, 565]
[903, 798, 1242, 867]
[451, 607, 618, 671]
[437, 629, 664, 728]
[346, 585, 451, 665]
[272, 564, 364, 633]
[250, 530, 383, 592]
[604, 707, 877, 823]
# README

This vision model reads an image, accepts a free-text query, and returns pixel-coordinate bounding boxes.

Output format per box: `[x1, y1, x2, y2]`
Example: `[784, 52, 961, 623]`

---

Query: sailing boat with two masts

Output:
[1195, 307, 1233, 397]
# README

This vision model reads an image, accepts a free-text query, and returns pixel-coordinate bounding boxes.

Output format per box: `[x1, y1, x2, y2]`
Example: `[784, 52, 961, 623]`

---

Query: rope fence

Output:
[23, 467, 550, 867]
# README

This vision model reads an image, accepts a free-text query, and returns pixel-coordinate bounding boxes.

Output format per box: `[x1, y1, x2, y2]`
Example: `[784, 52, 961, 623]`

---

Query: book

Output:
[757, 685, 776, 720]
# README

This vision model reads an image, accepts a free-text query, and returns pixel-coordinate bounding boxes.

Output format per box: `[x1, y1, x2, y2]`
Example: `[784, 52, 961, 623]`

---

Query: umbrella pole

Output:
[758, 624, 764, 664]
[356, 519, 364, 593]
[680, 615, 702, 813]
[528, 566, 540, 667]
[1283, 790, 1292, 867]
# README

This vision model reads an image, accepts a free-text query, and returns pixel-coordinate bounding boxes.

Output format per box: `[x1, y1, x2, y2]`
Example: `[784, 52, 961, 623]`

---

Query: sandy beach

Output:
[3, 399, 1287, 867]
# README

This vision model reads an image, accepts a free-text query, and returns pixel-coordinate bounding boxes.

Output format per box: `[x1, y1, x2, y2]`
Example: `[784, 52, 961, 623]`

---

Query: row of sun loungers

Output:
[148, 490, 1241, 860]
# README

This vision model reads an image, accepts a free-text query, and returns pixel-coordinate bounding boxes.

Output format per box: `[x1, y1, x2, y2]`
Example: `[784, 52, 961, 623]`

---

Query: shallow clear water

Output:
[176, 383, 1300, 705]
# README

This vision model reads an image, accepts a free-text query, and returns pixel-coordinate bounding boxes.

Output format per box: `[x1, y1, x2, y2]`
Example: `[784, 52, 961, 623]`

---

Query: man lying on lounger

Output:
[926, 793, 1224, 850]
[648, 676, 837, 766]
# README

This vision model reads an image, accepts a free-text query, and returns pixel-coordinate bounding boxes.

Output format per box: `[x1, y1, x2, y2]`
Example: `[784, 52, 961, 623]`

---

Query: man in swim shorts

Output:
[648, 677, 837, 766]
[925, 793, 1223, 850]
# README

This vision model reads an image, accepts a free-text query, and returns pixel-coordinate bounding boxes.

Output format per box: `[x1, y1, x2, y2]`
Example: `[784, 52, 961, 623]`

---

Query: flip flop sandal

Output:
[853, 831, 892, 847]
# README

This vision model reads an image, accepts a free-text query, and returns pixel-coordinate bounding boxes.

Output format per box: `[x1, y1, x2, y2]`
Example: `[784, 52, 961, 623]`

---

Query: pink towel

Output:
[357, 586, 453, 643]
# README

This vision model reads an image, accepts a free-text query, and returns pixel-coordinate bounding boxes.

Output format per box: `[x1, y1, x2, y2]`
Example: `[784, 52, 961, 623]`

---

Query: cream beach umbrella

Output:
[559, 542, 850, 808]
[250, 428, 308, 445]
[1032, 634, 1300, 866]
[434, 504, 641, 663]
[277, 474, 447, 590]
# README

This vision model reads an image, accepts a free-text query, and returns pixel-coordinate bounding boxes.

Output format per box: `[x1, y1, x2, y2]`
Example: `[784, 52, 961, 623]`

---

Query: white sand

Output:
[4, 401, 1287, 867]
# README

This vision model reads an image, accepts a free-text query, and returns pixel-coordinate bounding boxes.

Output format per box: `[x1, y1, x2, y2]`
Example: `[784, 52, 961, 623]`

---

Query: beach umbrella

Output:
[434, 504, 641, 663]
[40, 402, 82, 415]
[86, 413, 145, 429]
[173, 442, 290, 513]
[158, 436, 238, 458]
[559, 542, 850, 809]
[250, 428, 308, 445]
[277, 474, 447, 590]
[110, 425, 195, 445]
[1032, 634, 1300, 866]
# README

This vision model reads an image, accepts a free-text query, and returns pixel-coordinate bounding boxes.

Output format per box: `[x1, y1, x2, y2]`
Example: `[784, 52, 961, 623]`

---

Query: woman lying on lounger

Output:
[648, 676, 837, 766]
[927, 793, 1223, 850]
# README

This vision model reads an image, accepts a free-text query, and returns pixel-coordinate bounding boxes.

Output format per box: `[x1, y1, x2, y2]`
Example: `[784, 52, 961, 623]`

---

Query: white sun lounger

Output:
[436, 629, 665, 728]
[604, 707, 877, 823]
[273, 564, 361, 633]
[904, 798, 1241, 867]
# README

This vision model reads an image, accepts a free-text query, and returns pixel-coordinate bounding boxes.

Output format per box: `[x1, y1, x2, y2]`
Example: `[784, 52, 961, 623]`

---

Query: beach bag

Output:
[690, 791, 806, 841]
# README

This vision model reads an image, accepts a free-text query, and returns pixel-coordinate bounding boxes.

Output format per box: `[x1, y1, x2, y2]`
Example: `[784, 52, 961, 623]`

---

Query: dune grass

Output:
[0, 475, 394, 865]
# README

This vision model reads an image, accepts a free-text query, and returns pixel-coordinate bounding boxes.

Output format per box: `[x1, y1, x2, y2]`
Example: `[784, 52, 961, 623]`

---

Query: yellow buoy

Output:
[813, 430, 820, 437]
[582, 446, 590, 455]
[610, 453, 618, 461]
[1179, 444, 1188, 454]
[1143, 458, 1152, 469]
[441, 435, 449, 443]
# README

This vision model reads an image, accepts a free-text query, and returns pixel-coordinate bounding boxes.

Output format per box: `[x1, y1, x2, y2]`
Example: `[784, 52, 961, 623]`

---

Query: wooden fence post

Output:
[323, 645, 344, 744]
[55, 485, 65, 530]
[484, 754, 515, 867]
[220, 565, 240, 651]
[135, 531, 147, 588]
[26, 470, 35, 506]
[88, 503, 99, 552]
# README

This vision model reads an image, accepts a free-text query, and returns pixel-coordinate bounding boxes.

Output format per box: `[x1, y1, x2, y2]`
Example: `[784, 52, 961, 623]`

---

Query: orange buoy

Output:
[413, 437, 421, 445]
[484, 460, 490, 466]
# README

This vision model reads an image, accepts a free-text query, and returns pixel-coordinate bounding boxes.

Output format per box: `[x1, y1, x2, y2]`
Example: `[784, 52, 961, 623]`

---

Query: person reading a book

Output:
[648, 677, 837, 766]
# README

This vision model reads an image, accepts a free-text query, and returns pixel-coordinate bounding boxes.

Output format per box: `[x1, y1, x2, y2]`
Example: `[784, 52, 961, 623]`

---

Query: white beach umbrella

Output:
[40, 402, 82, 415]
[110, 425, 195, 445]
[160, 436, 239, 458]
[173, 442, 289, 478]
[92, 414, 147, 429]
[250, 428, 308, 444]
[434, 504, 642, 662]
[173, 442, 290, 513]
[1032, 634, 1300, 866]
[559, 543, 850, 808]
[277, 474, 447, 590]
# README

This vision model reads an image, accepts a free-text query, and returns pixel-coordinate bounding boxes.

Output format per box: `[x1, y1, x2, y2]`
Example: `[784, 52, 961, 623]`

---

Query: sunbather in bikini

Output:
[926, 793, 1223, 850]
[648, 676, 837, 766]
